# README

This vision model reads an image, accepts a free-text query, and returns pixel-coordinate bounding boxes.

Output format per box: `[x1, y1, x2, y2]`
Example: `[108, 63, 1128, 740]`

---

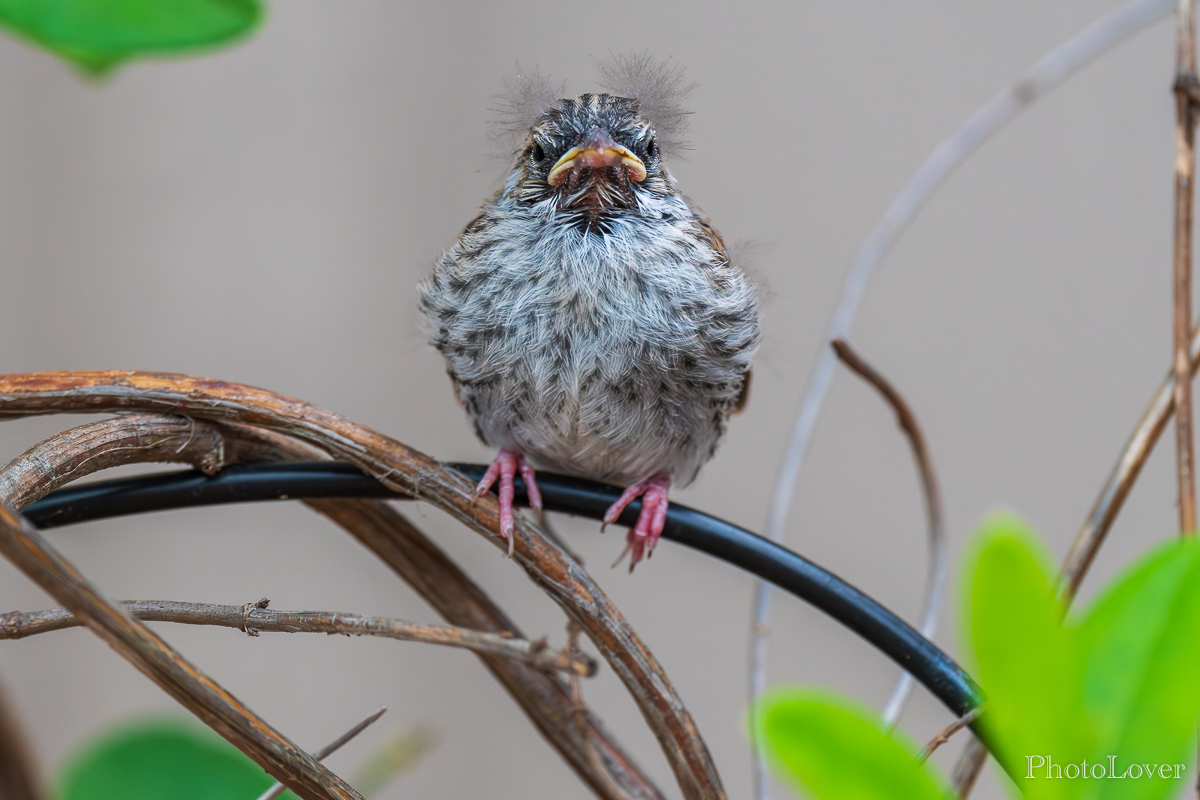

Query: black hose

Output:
[23, 461, 983, 717]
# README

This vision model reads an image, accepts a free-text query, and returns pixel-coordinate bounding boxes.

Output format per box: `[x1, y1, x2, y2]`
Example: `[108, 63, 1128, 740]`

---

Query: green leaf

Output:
[962, 513, 1092, 800]
[751, 519, 1200, 800]
[1074, 537, 1200, 800]
[0, 0, 263, 75]
[755, 688, 951, 800]
[56, 718, 277, 800]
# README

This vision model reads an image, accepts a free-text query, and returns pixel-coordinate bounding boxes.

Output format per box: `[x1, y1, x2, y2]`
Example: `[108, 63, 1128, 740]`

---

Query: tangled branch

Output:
[0, 370, 724, 800]
[0, 500, 362, 800]
[0, 412, 667, 800]
[0, 599, 596, 676]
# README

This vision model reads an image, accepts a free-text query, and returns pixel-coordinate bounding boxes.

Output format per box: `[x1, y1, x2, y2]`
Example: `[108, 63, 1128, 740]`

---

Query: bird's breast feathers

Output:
[421, 208, 758, 484]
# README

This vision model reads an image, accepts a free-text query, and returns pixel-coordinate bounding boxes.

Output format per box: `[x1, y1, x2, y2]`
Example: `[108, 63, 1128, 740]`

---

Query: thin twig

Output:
[565, 620, 632, 800]
[953, 217, 1200, 795]
[1060, 320, 1200, 598]
[830, 339, 945, 726]
[315, 708, 388, 761]
[918, 710, 980, 764]
[0, 371, 724, 800]
[0, 408, 670, 800]
[953, 319, 1200, 792]
[0, 600, 597, 676]
[255, 708, 387, 800]
[951, 737, 988, 798]
[0, 501, 361, 800]
[1173, 5, 1200, 798]
[308, 498, 663, 800]
[1175, 0, 1199, 536]
[753, 2, 1175, 796]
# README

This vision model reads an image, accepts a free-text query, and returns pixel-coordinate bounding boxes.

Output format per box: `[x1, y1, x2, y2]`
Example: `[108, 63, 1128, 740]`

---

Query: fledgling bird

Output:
[420, 57, 759, 569]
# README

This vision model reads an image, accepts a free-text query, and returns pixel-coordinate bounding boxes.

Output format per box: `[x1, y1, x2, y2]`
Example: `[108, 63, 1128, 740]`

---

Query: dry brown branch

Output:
[917, 709, 979, 764]
[953, 271, 1200, 797]
[755, 5, 1176, 796]
[1175, 0, 1199, 536]
[0, 414, 365, 798]
[954, 325, 1200, 793]
[1062, 324, 1200, 598]
[0, 413, 665, 800]
[0, 412, 286, 510]
[830, 339, 945, 726]
[0, 413, 227, 508]
[1169, 5, 1200, 790]
[951, 737, 987, 797]
[830, 341, 943, 535]
[308, 498, 662, 800]
[0, 679, 44, 800]
[0, 599, 596, 676]
[565, 620, 633, 800]
[0, 371, 722, 800]
[256, 707, 387, 800]
[0, 500, 361, 800]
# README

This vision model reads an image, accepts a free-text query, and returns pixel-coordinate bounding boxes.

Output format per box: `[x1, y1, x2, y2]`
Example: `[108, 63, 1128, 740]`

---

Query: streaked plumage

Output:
[420, 61, 759, 567]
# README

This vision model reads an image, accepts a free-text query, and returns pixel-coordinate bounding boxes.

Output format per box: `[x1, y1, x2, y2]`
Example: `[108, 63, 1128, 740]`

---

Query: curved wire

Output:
[22, 460, 983, 719]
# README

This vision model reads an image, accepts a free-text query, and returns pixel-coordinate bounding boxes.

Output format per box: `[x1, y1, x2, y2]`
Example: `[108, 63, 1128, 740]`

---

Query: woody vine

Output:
[2, 3, 1200, 800]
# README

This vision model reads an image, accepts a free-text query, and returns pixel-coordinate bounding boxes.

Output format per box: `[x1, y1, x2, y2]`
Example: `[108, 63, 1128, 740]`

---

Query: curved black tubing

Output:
[23, 461, 983, 717]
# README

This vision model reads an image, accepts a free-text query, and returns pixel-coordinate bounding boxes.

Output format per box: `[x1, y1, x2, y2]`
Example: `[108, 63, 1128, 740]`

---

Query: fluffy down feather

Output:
[490, 66, 561, 150]
[595, 53, 692, 158]
[490, 55, 692, 159]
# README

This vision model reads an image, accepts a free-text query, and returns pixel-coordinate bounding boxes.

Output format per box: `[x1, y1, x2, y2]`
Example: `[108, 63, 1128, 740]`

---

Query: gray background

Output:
[0, 1, 1183, 798]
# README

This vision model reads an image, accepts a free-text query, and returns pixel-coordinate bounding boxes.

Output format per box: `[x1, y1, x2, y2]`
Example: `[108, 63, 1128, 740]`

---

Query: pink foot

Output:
[472, 449, 543, 557]
[602, 473, 671, 572]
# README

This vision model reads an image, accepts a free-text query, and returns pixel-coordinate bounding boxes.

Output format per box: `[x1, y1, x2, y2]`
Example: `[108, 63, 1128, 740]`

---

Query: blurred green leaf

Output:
[755, 688, 951, 800]
[0, 0, 263, 75]
[963, 514, 1093, 800]
[353, 725, 438, 797]
[1075, 537, 1200, 800]
[753, 517, 1200, 800]
[56, 718, 275, 800]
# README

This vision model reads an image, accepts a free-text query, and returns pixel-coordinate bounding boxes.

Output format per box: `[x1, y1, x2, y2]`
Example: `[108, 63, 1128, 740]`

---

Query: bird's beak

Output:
[547, 129, 647, 186]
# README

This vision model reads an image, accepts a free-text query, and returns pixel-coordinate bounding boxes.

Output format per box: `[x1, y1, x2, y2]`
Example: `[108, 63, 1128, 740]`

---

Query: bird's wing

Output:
[449, 374, 466, 408]
[733, 369, 752, 414]
[684, 196, 753, 414]
[683, 194, 728, 259]
[440, 208, 497, 410]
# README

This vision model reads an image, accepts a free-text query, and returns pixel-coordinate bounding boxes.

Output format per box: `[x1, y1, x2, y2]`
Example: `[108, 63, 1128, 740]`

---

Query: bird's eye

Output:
[532, 142, 545, 162]
[646, 137, 657, 159]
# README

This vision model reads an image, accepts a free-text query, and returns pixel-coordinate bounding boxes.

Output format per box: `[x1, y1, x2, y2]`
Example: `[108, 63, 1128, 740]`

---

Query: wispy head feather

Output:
[490, 66, 562, 153]
[596, 53, 693, 158]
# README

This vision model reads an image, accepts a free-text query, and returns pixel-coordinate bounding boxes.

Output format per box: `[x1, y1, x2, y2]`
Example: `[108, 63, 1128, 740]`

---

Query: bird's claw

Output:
[473, 449, 540, 558]
[603, 474, 671, 571]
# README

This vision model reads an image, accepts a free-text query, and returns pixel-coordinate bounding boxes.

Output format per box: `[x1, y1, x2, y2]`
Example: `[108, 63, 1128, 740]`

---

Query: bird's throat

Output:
[557, 168, 638, 215]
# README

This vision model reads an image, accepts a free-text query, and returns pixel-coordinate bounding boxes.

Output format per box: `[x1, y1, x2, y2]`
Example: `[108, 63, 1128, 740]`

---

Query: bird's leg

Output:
[473, 449, 542, 557]
[603, 473, 671, 571]
[518, 458, 544, 522]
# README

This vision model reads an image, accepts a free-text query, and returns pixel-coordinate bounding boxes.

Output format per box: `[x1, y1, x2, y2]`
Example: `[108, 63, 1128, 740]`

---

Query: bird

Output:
[420, 56, 759, 569]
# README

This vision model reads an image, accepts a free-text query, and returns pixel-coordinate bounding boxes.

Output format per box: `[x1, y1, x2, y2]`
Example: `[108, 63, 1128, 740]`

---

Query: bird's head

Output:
[503, 93, 677, 216]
